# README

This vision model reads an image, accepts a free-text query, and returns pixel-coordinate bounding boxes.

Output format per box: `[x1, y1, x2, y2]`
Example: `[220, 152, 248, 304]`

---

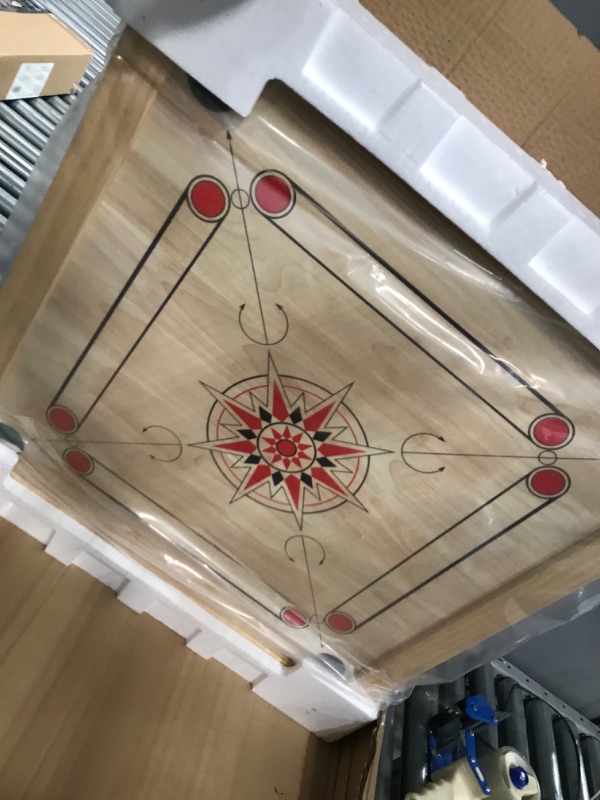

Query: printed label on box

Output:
[6, 62, 54, 100]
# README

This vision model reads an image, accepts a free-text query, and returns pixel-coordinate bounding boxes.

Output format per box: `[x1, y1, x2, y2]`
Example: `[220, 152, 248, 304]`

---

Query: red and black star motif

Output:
[191, 356, 390, 527]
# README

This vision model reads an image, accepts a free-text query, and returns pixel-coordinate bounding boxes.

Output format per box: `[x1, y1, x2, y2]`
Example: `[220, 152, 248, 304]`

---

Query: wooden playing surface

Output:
[2, 32, 600, 684]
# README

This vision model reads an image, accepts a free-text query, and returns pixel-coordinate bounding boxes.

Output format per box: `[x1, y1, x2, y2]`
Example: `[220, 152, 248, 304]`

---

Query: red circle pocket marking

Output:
[277, 439, 297, 458]
[188, 177, 229, 221]
[251, 171, 295, 218]
[281, 607, 309, 628]
[63, 448, 94, 476]
[325, 612, 356, 634]
[527, 466, 569, 499]
[47, 405, 78, 434]
[529, 414, 574, 449]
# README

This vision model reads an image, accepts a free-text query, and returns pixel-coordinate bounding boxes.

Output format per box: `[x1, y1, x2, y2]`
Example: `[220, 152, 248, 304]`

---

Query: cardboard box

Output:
[0, 6, 92, 100]
[365, 0, 600, 218]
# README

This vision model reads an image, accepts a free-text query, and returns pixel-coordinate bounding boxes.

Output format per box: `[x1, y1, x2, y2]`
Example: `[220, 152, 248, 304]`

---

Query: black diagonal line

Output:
[302, 536, 323, 647]
[227, 134, 268, 345]
[353, 496, 555, 630]
[41, 442, 600, 460]
[269, 219, 530, 442]
[49, 191, 187, 409]
[329, 474, 526, 613]
[44, 439, 179, 446]
[404, 451, 540, 459]
[405, 451, 600, 462]
[77, 219, 224, 427]
[88, 459, 279, 619]
[291, 182, 562, 417]
[95, 458, 237, 563]
[560, 456, 600, 461]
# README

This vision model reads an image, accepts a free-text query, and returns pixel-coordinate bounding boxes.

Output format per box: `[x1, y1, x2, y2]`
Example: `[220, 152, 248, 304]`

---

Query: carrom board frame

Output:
[41, 165, 575, 643]
[2, 31, 600, 690]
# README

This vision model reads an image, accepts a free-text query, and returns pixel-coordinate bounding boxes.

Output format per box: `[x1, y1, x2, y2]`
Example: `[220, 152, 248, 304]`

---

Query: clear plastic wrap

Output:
[394, 578, 600, 694]
[2, 31, 600, 705]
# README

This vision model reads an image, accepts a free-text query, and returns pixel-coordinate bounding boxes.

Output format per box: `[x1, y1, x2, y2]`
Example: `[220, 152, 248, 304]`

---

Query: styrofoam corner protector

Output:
[0, 441, 378, 738]
[112, 0, 600, 352]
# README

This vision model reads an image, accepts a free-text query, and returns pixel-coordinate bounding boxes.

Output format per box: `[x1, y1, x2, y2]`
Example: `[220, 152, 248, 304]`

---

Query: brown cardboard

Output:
[0, 11, 92, 100]
[0, 515, 373, 799]
[364, 0, 600, 216]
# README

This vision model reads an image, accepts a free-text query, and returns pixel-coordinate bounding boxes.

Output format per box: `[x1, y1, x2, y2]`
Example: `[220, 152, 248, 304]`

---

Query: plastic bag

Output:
[2, 31, 600, 705]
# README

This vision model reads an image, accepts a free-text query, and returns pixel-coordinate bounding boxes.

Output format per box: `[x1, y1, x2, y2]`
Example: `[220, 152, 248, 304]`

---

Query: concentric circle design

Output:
[529, 414, 574, 450]
[250, 171, 295, 218]
[280, 607, 309, 628]
[206, 372, 372, 517]
[47, 405, 78, 434]
[63, 447, 94, 476]
[257, 422, 316, 473]
[325, 611, 356, 634]
[187, 176, 230, 222]
[527, 466, 570, 499]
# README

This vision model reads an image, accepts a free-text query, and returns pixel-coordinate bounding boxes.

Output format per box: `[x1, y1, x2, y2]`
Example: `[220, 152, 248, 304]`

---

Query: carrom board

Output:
[2, 34, 600, 685]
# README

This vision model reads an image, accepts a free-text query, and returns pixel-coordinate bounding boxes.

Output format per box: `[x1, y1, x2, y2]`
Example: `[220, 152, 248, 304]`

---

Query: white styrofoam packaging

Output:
[0, 441, 378, 739]
[5, 0, 600, 739]
[111, 0, 600, 351]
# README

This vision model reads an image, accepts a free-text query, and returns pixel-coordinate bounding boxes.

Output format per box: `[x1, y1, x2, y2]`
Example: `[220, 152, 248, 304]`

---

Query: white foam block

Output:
[0, 441, 379, 738]
[112, 0, 600, 351]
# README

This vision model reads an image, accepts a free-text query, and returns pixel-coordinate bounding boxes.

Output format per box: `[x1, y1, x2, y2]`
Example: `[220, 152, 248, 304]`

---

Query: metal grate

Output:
[0, 0, 121, 229]
[374, 661, 600, 800]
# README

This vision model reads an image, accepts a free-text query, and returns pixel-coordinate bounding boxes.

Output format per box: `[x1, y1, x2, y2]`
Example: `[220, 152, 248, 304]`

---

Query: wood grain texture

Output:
[2, 33, 600, 688]
[0, 518, 370, 800]
[364, 0, 600, 217]
[0, 30, 167, 378]
[376, 526, 600, 683]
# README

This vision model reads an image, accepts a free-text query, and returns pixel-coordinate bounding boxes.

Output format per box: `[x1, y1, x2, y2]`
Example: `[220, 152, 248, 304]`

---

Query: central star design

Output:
[191, 356, 390, 527]
[258, 421, 316, 472]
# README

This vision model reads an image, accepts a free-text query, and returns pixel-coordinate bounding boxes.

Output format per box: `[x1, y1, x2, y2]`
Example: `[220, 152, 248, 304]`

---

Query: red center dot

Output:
[532, 416, 571, 447]
[64, 449, 93, 475]
[530, 468, 567, 497]
[281, 607, 308, 628]
[325, 612, 355, 634]
[277, 439, 297, 457]
[47, 405, 78, 433]
[254, 174, 292, 215]
[190, 179, 226, 219]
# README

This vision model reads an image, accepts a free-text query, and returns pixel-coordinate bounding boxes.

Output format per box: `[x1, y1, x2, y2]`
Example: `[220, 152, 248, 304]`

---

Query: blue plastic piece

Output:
[429, 693, 501, 794]
[465, 695, 497, 726]
[509, 766, 529, 790]
[429, 731, 454, 772]
[465, 729, 491, 795]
